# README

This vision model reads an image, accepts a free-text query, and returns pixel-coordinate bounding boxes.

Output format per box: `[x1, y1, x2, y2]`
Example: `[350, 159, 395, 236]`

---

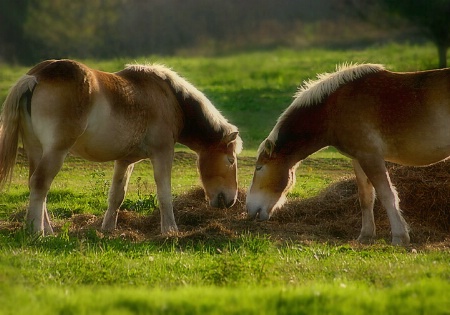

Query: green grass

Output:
[3, 281, 449, 315]
[0, 234, 449, 314]
[0, 43, 449, 314]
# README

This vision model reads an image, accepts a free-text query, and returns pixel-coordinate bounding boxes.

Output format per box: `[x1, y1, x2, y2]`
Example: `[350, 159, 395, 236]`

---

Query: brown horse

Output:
[246, 63, 450, 246]
[0, 59, 242, 236]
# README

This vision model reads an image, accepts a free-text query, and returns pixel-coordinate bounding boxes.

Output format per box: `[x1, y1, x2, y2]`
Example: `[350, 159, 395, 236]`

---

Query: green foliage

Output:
[0, 0, 365, 63]
[381, 0, 450, 67]
[121, 177, 158, 213]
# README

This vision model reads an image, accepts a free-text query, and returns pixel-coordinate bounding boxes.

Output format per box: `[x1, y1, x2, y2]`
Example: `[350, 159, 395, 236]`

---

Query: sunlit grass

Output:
[2, 281, 449, 315]
[0, 44, 448, 314]
[1, 234, 449, 314]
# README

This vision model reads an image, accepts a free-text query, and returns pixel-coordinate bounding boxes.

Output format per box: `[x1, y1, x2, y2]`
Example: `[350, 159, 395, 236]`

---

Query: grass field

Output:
[0, 43, 449, 314]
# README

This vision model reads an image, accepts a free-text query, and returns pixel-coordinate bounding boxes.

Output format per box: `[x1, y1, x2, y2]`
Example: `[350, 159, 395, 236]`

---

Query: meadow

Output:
[0, 43, 449, 314]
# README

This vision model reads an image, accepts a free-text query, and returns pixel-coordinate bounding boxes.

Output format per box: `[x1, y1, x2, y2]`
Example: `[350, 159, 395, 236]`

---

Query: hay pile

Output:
[274, 160, 450, 246]
[2, 160, 449, 248]
[388, 162, 450, 232]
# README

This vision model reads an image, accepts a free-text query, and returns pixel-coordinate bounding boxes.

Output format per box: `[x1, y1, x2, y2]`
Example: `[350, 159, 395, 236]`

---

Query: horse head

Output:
[198, 131, 241, 208]
[246, 138, 298, 220]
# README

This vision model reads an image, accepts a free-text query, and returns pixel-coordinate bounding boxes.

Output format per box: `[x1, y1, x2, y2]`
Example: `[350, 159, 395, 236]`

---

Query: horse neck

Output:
[176, 97, 227, 152]
[276, 104, 328, 162]
[179, 124, 224, 152]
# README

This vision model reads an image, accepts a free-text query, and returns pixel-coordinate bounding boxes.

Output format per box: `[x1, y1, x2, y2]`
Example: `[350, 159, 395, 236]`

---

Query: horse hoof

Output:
[44, 225, 54, 235]
[161, 225, 179, 236]
[357, 234, 375, 244]
[101, 223, 116, 232]
[44, 229, 55, 236]
[391, 234, 410, 246]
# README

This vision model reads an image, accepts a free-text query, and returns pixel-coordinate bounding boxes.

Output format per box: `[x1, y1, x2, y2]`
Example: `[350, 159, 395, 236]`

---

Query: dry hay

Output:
[2, 160, 449, 249]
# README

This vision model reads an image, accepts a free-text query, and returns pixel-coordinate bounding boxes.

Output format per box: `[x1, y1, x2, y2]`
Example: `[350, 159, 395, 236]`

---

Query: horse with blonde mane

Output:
[0, 59, 242, 236]
[246, 63, 450, 246]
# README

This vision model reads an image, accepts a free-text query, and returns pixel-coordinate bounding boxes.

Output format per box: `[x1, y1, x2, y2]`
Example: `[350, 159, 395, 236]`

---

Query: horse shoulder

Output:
[98, 68, 184, 143]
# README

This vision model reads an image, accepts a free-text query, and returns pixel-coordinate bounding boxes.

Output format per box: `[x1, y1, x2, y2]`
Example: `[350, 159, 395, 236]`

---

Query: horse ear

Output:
[223, 131, 239, 144]
[264, 139, 275, 157]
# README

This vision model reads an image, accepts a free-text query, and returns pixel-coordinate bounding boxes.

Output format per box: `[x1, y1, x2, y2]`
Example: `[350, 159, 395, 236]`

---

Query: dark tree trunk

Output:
[437, 43, 448, 68]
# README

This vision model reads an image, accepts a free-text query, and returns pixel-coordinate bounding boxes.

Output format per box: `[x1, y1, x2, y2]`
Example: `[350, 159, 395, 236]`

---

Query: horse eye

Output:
[227, 156, 235, 164]
[255, 165, 262, 171]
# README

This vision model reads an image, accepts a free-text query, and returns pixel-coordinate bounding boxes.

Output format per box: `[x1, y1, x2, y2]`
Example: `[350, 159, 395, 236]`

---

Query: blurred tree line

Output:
[1, 0, 449, 67]
[0, 0, 333, 63]
[345, 0, 450, 68]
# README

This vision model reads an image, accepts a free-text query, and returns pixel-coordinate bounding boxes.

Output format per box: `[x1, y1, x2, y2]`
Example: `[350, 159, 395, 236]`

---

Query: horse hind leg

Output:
[27, 149, 67, 235]
[102, 160, 134, 232]
[352, 160, 376, 243]
[22, 112, 54, 235]
[357, 158, 410, 246]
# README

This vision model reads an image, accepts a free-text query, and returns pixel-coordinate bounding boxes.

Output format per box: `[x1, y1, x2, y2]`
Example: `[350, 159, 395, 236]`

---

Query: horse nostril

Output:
[247, 208, 260, 220]
[217, 192, 226, 208]
[225, 198, 235, 208]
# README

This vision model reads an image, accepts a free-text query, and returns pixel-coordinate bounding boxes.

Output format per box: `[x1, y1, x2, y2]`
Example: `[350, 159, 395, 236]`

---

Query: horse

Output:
[0, 59, 242, 236]
[246, 63, 450, 246]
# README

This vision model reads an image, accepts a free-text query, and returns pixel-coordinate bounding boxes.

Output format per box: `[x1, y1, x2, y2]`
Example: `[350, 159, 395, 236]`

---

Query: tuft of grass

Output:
[121, 176, 158, 213]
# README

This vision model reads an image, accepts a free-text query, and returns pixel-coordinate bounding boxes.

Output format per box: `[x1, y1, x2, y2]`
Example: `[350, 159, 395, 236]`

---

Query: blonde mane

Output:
[263, 63, 385, 147]
[293, 63, 385, 108]
[291, 63, 384, 107]
[125, 64, 242, 152]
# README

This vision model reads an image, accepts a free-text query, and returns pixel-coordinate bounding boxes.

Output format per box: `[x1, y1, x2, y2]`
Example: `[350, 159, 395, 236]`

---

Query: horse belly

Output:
[384, 120, 450, 166]
[337, 111, 450, 166]
[385, 140, 450, 166]
[70, 126, 131, 162]
[70, 101, 142, 162]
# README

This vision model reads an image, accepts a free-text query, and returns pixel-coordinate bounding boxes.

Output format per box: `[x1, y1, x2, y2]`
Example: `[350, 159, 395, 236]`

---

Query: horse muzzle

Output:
[246, 206, 271, 221]
[209, 192, 236, 208]
[245, 191, 273, 221]
[246, 202, 270, 221]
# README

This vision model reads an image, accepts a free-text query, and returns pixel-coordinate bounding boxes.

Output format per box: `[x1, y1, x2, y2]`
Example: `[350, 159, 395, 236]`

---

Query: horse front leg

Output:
[27, 150, 67, 236]
[101, 160, 134, 232]
[357, 158, 410, 246]
[151, 149, 178, 235]
[352, 159, 376, 244]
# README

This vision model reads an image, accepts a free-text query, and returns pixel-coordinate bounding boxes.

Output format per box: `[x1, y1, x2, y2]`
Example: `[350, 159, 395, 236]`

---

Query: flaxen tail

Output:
[0, 75, 37, 187]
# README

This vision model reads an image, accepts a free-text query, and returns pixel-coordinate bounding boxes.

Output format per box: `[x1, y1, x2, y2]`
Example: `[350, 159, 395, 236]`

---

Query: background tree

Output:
[0, 0, 424, 65]
[382, 0, 450, 68]
[23, 0, 122, 61]
[0, 0, 31, 63]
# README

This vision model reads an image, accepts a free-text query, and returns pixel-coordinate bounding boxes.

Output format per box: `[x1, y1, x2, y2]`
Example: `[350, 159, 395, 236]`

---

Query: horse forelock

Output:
[125, 64, 241, 153]
[234, 134, 243, 154]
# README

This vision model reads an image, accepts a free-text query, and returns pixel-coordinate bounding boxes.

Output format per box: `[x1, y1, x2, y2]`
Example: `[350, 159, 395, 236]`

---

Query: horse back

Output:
[103, 67, 183, 124]
[24, 60, 182, 161]
[27, 58, 180, 116]
[328, 68, 450, 165]
[27, 59, 95, 116]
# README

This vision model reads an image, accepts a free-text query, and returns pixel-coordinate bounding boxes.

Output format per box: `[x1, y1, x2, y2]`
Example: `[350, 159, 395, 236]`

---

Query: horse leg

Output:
[151, 149, 178, 234]
[22, 134, 54, 235]
[352, 159, 376, 243]
[27, 150, 67, 235]
[20, 104, 55, 234]
[357, 158, 410, 246]
[101, 160, 134, 231]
